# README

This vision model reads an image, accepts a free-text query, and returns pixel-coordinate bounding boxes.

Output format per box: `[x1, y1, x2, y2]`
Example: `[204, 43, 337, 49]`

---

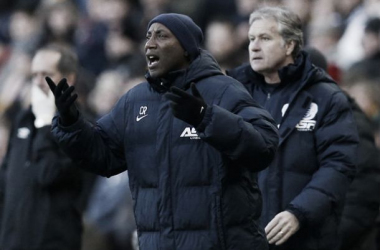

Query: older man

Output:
[228, 6, 359, 250]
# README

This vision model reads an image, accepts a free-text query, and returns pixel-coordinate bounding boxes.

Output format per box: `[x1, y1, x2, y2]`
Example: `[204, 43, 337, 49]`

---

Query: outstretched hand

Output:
[46, 77, 79, 126]
[165, 83, 207, 127]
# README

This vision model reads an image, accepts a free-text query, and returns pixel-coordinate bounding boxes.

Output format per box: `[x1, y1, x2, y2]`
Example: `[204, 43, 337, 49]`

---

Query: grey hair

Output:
[249, 6, 304, 58]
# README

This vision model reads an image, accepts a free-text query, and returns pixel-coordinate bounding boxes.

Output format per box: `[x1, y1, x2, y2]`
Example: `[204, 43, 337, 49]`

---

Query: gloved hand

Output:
[31, 84, 56, 128]
[165, 83, 207, 127]
[45, 77, 79, 126]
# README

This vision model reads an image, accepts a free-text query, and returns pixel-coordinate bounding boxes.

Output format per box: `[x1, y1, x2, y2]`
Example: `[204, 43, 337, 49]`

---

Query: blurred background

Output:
[0, 0, 380, 249]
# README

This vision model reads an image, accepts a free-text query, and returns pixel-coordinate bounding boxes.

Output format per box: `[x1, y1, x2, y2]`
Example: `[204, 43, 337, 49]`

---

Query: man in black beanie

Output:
[148, 13, 203, 61]
[45, 13, 279, 250]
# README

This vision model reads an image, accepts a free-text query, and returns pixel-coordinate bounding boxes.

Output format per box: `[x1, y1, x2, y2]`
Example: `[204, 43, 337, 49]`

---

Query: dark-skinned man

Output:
[46, 13, 279, 250]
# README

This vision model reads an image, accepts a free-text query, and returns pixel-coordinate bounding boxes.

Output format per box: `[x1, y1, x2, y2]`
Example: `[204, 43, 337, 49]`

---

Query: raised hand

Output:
[165, 83, 207, 127]
[45, 77, 79, 126]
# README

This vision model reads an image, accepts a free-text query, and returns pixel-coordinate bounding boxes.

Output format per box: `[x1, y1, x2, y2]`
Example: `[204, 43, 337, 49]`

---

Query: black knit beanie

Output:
[148, 13, 203, 61]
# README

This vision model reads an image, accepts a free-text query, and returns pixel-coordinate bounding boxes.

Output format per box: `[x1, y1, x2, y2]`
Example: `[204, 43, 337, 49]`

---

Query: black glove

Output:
[165, 83, 207, 127]
[46, 77, 79, 126]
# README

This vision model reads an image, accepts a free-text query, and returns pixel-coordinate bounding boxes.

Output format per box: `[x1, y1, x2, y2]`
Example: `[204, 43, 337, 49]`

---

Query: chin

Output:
[148, 70, 160, 78]
[250, 64, 265, 73]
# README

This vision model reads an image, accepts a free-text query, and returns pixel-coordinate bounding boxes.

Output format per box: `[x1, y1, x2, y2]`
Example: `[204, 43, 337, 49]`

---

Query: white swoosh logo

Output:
[136, 114, 148, 121]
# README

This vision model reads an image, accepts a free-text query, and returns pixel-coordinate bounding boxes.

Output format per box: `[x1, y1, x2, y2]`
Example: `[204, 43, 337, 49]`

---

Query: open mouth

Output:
[147, 55, 160, 67]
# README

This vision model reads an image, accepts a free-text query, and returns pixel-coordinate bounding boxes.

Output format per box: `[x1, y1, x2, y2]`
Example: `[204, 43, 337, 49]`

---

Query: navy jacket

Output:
[227, 52, 359, 250]
[0, 108, 86, 250]
[51, 51, 279, 250]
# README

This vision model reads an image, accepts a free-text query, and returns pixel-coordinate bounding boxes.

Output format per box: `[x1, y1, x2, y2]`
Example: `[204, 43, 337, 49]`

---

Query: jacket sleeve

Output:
[51, 94, 129, 177]
[287, 91, 359, 225]
[197, 82, 279, 172]
[31, 125, 83, 187]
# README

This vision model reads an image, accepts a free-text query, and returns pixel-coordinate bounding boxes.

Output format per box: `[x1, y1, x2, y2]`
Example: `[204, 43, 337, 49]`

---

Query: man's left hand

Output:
[265, 211, 300, 245]
[165, 83, 207, 127]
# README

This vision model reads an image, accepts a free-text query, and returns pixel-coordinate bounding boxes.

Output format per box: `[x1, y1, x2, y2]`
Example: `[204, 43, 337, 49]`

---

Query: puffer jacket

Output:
[227, 52, 359, 250]
[0, 108, 85, 250]
[51, 50, 279, 250]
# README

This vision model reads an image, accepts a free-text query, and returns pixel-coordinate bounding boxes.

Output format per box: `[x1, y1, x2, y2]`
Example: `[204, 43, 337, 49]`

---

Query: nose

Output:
[145, 37, 157, 51]
[33, 74, 49, 94]
[249, 40, 260, 52]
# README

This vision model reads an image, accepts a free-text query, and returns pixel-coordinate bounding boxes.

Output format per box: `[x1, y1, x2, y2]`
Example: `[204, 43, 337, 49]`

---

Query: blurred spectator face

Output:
[248, 18, 295, 80]
[205, 21, 235, 61]
[310, 0, 335, 25]
[308, 23, 341, 60]
[88, 70, 124, 116]
[106, 31, 135, 61]
[86, 0, 129, 27]
[86, 0, 103, 21]
[145, 23, 189, 78]
[9, 11, 38, 42]
[102, 0, 129, 25]
[361, 17, 380, 58]
[31, 50, 62, 95]
[344, 80, 380, 148]
[362, 30, 380, 57]
[344, 81, 380, 119]
[46, 3, 77, 37]
[235, 0, 260, 17]
[284, 0, 312, 23]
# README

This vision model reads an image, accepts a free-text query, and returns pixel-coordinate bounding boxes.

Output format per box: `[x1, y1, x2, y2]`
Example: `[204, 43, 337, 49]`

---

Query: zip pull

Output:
[267, 92, 271, 100]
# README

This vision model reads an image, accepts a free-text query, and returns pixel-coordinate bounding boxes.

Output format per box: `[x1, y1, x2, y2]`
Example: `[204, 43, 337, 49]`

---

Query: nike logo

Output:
[136, 114, 148, 121]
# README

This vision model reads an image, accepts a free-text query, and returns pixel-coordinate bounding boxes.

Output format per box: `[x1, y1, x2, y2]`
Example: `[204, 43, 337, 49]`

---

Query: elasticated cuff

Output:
[285, 205, 307, 228]
[196, 106, 213, 132]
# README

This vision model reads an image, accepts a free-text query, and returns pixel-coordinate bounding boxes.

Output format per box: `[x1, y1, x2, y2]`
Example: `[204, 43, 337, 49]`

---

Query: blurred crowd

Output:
[0, 0, 380, 249]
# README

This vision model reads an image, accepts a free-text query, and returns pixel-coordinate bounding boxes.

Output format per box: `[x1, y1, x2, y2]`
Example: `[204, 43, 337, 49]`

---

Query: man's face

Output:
[31, 50, 62, 95]
[145, 23, 189, 78]
[248, 18, 294, 80]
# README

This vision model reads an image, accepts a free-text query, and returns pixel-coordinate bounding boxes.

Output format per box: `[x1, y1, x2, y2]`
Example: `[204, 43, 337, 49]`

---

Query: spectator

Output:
[361, 17, 380, 59]
[341, 64, 380, 148]
[306, 46, 380, 250]
[0, 44, 92, 250]
[338, 95, 380, 250]
[38, 0, 79, 47]
[205, 18, 244, 71]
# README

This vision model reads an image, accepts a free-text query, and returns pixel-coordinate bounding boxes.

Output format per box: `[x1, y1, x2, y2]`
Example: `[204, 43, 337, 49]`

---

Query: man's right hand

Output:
[265, 211, 300, 245]
[45, 77, 79, 126]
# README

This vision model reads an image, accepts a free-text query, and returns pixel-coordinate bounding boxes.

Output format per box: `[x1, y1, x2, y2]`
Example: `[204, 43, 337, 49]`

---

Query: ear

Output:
[285, 41, 296, 56]
[66, 73, 76, 86]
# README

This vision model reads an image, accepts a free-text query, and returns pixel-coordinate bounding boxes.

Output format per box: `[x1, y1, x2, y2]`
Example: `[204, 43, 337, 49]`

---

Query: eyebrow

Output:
[147, 29, 167, 35]
[249, 31, 273, 37]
